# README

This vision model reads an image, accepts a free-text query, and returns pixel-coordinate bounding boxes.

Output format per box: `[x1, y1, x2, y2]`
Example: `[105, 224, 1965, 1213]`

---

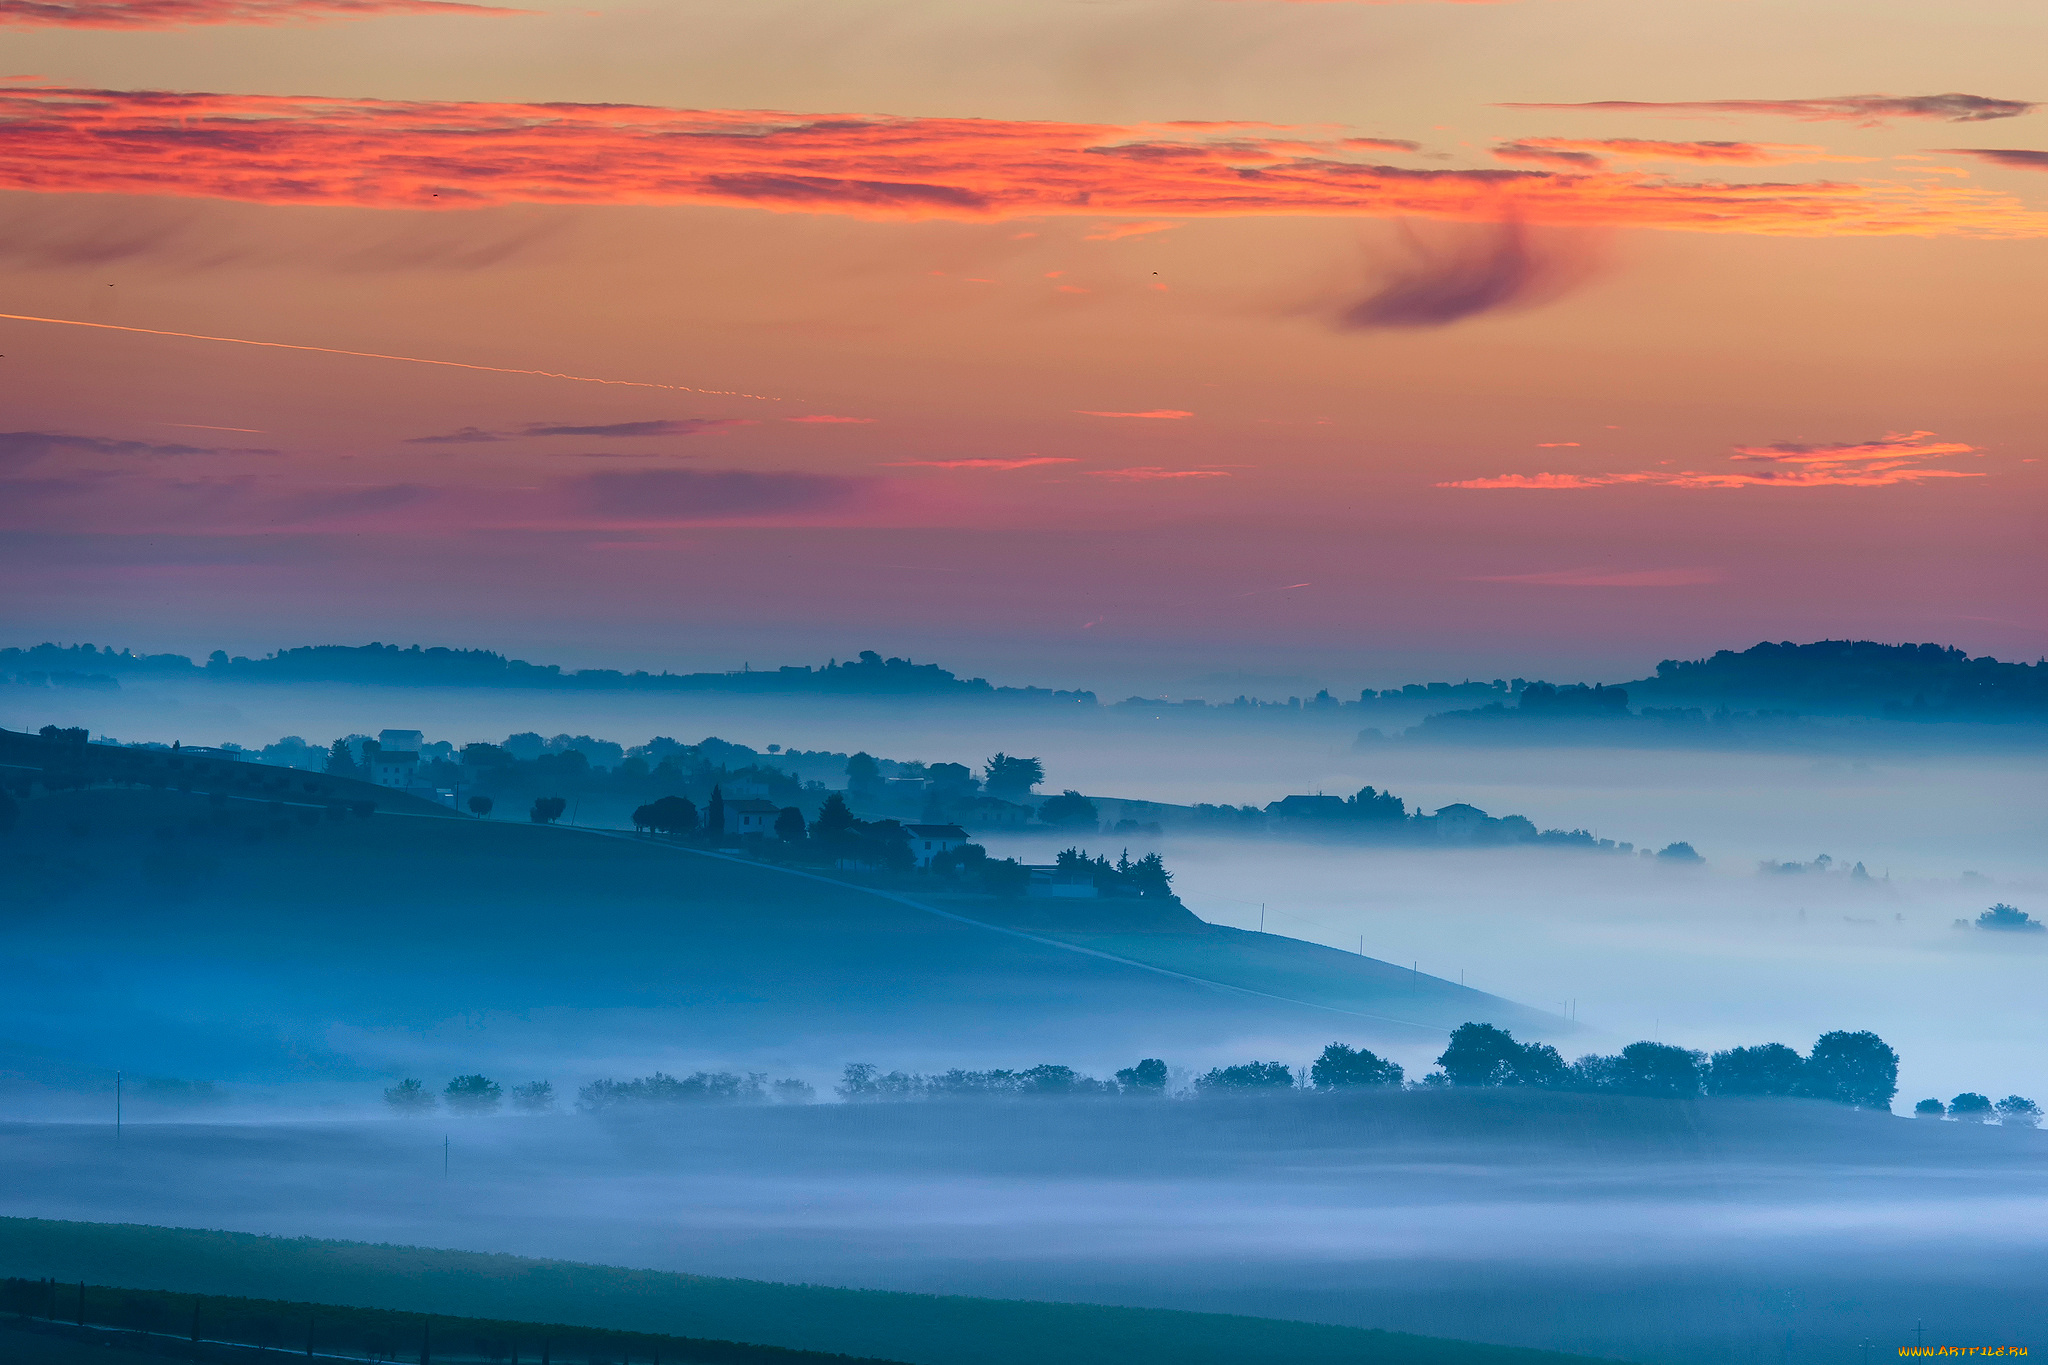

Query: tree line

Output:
[381, 1024, 2038, 1122]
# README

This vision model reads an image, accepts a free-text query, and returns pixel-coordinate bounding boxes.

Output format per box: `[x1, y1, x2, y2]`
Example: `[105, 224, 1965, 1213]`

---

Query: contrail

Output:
[0, 312, 782, 401]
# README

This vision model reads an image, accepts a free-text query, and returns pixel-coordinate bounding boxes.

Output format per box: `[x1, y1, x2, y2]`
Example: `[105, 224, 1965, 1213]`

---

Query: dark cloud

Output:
[1499, 94, 2037, 126]
[1937, 147, 2048, 170]
[1333, 220, 1598, 330]
[698, 173, 991, 211]
[565, 468, 865, 520]
[522, 419, 749, 438]
[0, 429, 276, 466]
[1492, 141, 1606, 169]
[406, 426, 506, 445]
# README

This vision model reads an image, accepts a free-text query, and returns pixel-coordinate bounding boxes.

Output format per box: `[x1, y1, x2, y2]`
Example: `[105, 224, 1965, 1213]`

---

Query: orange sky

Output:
[1, 0, 2043, 689]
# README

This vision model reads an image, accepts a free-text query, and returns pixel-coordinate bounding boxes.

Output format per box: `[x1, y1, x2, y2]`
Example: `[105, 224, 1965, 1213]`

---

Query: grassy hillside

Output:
[0, 1218, 1617, 1365]
[0, 786, 1552, 1090]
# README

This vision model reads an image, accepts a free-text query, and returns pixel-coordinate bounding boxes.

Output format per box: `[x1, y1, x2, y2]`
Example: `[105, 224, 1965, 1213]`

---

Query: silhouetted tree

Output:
[845, 752, 882, 799]
[444, 1075, 502, 1114]
[813, 791, 857, 842]
[1310, 1043, 1403, 1089]
[1038, 790, 1099, 827]
[1913, 1097, 1946, 1118]
[1126, 851, 1173, 899]
[980, 857, 1030, 898]
[383, 1079, 435, 1114]
[1706, 1042, 1806, 1097]
[1803, 1030, 1899, 1109]
[460, 742, 513, 769]
[1115, 1058, 1168, 1093]
[1950, 1092, 1993, 1122]
[529, 796, 567, 825]
[1348, 786, 1405, 821]
[706, 784, 725, 838]
[1995, 1095, 2041, 1128]
[1196, 1061, 1296, 1092]
[467, 795, 493, 818]
[324, 739, 358, 777]
[983, 753, 1044, 801]
[1976, 903, 2044, 933]
[509, 1081, 554, 1113]
[1656, 842, 1705, 863]
[775, 806, 806, 841]
[1437, 1023, 1563, 1087]
[1599, 1042, 1706, 1098]
[641, 794, 697, 836]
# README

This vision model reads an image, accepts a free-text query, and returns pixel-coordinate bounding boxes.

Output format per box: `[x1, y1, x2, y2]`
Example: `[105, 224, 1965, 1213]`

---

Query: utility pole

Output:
[443, 1134, 450, 1176]
[1259, 903, 1265, 932]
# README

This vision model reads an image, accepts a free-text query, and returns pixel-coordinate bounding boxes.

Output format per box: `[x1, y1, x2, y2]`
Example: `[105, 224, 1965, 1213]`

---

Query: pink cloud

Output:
[1441, 431, 1985, 489]
[1090, 467, 1232, 481]
[2, 89, 2041, 238]
[785, 414, 876, 424]
[883, 456, 1076, 470]
[1075, 409, 1194, 420]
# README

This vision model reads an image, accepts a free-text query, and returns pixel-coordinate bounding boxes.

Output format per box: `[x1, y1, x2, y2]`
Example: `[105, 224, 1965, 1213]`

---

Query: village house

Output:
[365, 750, 419, 789]
[726, 797, 783, 839]
[903, 823, 968, 868]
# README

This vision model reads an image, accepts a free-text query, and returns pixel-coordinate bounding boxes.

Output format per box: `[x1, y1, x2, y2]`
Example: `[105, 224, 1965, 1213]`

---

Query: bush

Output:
[1913, 1097, 1946, 1118]
[529, 795, 567, 824]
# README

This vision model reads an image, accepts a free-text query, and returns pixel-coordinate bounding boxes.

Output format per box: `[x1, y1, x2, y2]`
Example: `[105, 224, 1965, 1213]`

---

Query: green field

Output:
[0, 1219, 1620, 1365]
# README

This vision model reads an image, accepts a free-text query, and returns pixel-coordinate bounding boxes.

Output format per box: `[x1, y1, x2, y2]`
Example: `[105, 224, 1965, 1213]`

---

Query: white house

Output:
[904, 823, 968, 868]
[366, 750, 419, 789]
[378, 729, 425, 753]
[726, 798, 783, 839]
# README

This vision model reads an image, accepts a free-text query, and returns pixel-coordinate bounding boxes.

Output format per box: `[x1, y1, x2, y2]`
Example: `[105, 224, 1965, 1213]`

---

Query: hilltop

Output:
[0, 782, 1553, 1097]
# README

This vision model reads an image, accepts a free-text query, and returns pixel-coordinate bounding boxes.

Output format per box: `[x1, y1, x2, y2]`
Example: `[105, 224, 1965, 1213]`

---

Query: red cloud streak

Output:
[1442, 431, 1985, 489]
[1, 89, 2043, 237]
[0, 0, 520, 26]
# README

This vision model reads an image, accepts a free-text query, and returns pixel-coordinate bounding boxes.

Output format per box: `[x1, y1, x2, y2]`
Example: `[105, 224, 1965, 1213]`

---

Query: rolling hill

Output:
[0, 784, 1556, 1097]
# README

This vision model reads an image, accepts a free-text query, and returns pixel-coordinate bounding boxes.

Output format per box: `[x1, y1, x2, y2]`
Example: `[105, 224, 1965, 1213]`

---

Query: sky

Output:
[2, 0, 2045, 689]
